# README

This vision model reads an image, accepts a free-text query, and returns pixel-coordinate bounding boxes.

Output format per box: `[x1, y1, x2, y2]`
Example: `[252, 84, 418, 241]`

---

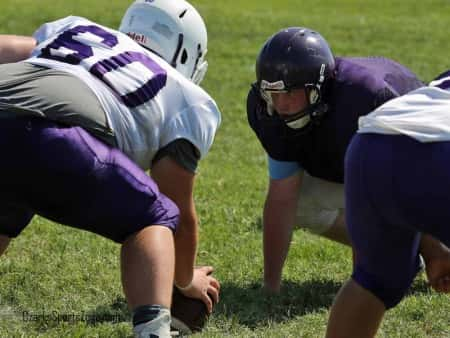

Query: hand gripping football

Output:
[170, 286, 210, 335]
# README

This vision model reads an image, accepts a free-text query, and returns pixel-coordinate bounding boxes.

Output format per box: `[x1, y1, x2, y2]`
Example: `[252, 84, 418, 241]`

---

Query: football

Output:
[170, 286, 210, 335]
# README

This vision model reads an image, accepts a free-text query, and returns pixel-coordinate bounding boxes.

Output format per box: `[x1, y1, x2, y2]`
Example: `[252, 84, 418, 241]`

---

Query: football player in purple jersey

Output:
[0, 1, 220, 337]
[326, 72, 450, 338]
[247, 27, 450, 294]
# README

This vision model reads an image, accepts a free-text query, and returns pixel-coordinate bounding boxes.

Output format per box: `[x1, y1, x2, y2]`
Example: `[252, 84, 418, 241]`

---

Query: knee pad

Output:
[296, 173, 345, 234]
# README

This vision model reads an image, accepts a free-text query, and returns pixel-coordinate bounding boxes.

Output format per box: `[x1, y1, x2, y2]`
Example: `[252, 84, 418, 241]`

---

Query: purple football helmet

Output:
[256, 27, 335, 129]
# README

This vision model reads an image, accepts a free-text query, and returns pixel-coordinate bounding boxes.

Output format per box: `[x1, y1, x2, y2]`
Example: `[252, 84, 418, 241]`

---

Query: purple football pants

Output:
[345, 133, 450, 308]
[0, 117, 179, 243]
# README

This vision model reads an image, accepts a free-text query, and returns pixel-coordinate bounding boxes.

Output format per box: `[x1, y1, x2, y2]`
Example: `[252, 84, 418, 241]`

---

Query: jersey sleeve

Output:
[160, 85, 221, 160]
[268, 156, 302, 180]
[152, 138, 200, 173]
[32, 16, 88, 44]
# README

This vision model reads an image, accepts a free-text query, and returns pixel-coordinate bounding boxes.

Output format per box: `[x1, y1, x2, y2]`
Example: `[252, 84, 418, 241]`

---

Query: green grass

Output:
[1, 0, 450, 337]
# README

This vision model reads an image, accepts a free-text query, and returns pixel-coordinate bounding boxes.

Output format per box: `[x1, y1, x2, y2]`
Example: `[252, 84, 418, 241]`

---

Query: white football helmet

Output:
[119, 0, 208, 84]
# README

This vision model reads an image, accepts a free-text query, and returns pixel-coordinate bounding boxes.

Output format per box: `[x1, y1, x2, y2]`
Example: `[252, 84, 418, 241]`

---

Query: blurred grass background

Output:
[0, 0, 449, 337]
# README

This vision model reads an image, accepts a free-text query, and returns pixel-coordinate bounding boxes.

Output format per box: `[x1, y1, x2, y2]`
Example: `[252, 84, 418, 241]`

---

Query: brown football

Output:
[170, 286, 210, 334]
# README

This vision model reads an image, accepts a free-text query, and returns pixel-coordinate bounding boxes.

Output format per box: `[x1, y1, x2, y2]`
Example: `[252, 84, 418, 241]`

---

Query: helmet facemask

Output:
[259, 63, 327, 130]
[190, 46, 208, 85]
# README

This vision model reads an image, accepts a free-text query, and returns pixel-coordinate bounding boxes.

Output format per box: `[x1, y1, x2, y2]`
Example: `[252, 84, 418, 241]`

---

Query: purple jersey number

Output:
[38, 25, 167, 108]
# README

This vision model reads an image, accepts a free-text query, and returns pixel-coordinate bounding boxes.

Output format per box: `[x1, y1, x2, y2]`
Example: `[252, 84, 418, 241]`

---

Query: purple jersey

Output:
[247, 57, 424, 182]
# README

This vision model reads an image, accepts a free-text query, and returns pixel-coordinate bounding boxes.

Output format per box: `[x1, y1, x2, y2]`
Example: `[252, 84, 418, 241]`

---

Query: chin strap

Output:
[282, 102, 328, 130]
[310, 102, 329, 123]
[283, 110, 311, 129]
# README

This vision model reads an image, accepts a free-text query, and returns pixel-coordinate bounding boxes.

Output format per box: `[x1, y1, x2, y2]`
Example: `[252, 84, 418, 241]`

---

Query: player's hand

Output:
[426, 255, 450, 293]
[262, 282, 281, 295]
[176, 266, 220, 313]
[421, 236, 450, 293]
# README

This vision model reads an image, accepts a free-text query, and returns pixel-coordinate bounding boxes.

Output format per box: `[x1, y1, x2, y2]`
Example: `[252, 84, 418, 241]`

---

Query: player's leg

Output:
[121, 226, 175, 338]
[74, 128, 180, 338]
[393, 139, 450, 294]
[1, 118, 178, 337]
[389, 138, 450, 245]
[121, 226, 174, 309]
[327, 134, 422, 338]
[0, 207, 33, 255]
[296, 173, 350, 245]
[326, 278, 385, 338]
[326, 133, 385, 338]
[297, 169, 429, 279]
[0, 236, 10, 255]
[320, 211, 350, 245]
[0, 120, 35, 256]
[65, 125, 180, 337]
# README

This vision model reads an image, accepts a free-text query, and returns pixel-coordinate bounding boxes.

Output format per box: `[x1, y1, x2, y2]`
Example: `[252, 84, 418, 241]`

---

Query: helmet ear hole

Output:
[181, 49, 188, 64]
[119, 0, 208, 82]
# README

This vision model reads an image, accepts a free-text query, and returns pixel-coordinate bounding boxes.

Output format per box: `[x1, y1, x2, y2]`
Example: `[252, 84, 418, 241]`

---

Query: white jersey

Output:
[26, 16, 221, 170]
[358, 79, 450, 142]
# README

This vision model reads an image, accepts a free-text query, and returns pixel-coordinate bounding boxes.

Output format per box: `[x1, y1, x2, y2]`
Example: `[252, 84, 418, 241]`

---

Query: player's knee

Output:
[296, 209, 338, 234]
[109, 181, 180, 244]
[352, 266, 415, 309]
[370, 284, 411, 310]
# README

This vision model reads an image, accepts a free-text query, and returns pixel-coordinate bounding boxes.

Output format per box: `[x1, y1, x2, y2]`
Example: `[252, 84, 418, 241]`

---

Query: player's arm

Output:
[151, 140, 219, 312]
[0, 35, 36, 63]
[151, 155, 198, 286]
[263, 157, 303, 293]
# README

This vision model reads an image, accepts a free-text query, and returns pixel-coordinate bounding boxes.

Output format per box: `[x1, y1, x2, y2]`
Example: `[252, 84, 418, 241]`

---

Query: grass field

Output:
[1, 0, 450, 337]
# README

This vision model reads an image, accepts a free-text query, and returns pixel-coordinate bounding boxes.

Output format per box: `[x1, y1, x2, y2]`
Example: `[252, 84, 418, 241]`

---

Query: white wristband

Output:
[174, 280, 193, 291]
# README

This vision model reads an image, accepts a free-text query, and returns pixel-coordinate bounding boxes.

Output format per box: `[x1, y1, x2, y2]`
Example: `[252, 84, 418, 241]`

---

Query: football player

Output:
[326, 71, 450, 338]
[247, 27, 426, 293]
[0, 0, 220, 337]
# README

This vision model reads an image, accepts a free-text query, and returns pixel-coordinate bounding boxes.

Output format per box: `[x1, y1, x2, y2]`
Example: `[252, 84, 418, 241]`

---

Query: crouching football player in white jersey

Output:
[0, 1, 220, 337]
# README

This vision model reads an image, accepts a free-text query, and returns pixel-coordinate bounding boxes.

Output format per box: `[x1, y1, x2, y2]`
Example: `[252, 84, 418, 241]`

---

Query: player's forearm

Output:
[174, 214, 198, 288]
[263, 221, 291, 292]
[0, 35, 36, 64]
[263, 199, 296, 293]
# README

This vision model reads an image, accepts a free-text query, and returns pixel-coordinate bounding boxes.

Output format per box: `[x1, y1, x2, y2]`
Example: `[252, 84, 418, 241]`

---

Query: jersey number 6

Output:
[38, 25, 167, 108]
